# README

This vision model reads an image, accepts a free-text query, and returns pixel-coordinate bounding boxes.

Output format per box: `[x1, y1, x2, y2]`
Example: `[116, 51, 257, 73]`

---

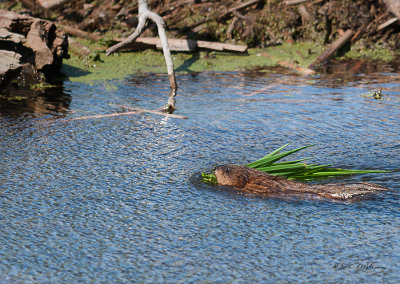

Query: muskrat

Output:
[214, 165, 388, 201]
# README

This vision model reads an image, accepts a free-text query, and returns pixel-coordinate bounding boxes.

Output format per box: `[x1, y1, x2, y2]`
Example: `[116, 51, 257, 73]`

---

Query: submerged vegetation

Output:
[202, 143, 390, 184]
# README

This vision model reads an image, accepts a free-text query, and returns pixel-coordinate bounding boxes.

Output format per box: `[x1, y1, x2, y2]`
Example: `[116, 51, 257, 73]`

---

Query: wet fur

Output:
[214, 165, 388, 201]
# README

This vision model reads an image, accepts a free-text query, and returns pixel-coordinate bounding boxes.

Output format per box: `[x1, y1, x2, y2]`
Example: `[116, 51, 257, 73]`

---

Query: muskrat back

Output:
[214, 165, 388, 200]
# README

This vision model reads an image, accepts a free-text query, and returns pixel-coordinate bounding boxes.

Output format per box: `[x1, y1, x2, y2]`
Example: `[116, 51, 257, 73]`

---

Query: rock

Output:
[0, 9, 68, 90]
[0, 28, 25, 44]
[214, 165, 388, 201]
[0, 50, 22, 85]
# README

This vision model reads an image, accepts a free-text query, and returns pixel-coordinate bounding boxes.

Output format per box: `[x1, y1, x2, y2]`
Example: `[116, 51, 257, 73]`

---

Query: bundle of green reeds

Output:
[202, 143, 389, 184]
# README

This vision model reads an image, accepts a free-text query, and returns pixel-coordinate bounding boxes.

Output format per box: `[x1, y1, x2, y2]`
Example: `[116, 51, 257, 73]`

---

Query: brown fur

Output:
[214, 165, 388, 201]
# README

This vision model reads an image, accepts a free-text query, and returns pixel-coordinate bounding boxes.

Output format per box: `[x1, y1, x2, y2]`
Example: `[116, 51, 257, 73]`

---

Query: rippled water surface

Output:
[1, 68, 400, 283]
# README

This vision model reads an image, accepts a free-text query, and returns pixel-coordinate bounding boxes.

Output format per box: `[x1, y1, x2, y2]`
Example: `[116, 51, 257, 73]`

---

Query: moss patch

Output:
[61, 37, 399, 84]
[341, 46, 395, 61]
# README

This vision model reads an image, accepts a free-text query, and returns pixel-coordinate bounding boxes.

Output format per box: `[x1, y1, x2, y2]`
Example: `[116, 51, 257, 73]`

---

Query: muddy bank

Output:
[4, 0, 399, 50]
[2, 0, 397, 81]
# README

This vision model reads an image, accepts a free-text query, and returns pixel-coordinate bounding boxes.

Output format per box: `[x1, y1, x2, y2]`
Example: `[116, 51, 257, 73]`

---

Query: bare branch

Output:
[106, 0, 177, 112]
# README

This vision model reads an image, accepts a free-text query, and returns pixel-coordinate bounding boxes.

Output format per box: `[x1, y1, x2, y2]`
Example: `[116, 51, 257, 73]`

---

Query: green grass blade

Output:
[272, 157, 313, 165]
[257, 163, 307, 173]
[246, 144, 314, 169]
[202, 143, 391, 185]
[245, 143, 290, 168]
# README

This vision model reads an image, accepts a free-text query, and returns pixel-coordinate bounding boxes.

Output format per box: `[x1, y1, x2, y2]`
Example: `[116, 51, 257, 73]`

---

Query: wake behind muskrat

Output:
[214, 165, 388, 201]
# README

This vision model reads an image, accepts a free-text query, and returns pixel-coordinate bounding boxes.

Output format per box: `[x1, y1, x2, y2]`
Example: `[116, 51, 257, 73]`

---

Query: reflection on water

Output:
[0, 61, 399, 283]
[0, 85, 71, 116]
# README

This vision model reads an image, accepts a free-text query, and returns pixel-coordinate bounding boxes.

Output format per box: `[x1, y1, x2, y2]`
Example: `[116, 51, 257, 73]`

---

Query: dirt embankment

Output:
[6, 0, 400, 50]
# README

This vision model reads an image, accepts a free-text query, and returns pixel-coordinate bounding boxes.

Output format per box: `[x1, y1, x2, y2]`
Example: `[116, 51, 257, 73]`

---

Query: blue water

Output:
[1, 69, 399, 283]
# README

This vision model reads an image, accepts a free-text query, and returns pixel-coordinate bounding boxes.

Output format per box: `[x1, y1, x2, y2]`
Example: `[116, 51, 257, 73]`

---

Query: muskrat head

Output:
[214, 165, 249, 188]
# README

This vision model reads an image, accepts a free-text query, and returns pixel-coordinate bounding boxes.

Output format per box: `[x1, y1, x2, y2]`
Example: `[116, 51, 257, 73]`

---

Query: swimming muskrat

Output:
[214, 165, 388, 201]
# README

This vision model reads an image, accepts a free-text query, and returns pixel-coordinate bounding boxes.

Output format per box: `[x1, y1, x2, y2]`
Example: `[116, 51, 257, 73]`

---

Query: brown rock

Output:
[0, 50, 22, 85]
[25, 20, 54, 70]
[0, 9, 68, 90]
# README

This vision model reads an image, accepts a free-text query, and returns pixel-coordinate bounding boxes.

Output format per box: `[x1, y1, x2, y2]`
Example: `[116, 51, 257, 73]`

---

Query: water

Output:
[1, 66, 399, 283]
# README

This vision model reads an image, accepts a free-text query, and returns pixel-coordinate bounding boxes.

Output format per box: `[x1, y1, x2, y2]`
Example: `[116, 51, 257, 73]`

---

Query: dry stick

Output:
[284, 0, 309, 5]
[120, 37, 247, 52]
[106, 0, 177, 112]
[114, 105, 188, 119]
[225, 0, 261, 15]
[377, 17, 398, 31]
[68, 108, 187, 121]
[309, 29, 354, 68]
[227, 17, 239, 40]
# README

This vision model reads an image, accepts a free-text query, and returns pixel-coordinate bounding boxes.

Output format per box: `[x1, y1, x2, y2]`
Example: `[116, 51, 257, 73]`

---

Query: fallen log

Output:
[377, 17, 398, 31]
[284, 0, 309, 5]
[68, 107, 188, 121]
[309, 29, 354, 68]
[119, 37, 248, 52]
[214, 165, 388, 201]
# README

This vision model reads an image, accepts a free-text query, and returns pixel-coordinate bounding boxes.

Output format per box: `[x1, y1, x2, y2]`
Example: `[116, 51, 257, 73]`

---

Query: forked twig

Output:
[106, 0, 177, 112]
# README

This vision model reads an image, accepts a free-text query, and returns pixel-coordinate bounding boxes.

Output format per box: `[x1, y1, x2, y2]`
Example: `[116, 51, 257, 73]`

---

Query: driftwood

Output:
[284, 0, 310, 5]
[106, 0, 177, 112]
[377, 17, 398, 31]
[69, 106, 188, 121]
[215, 165, 388, 201]
[309, 29, 354, 68]
[119, 37, 247, 52]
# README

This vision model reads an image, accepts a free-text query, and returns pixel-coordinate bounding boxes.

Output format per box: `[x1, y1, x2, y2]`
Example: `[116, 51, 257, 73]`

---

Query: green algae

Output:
[61, 37, 398, 84]
[62, 42, 323, 83]
[341, 47, 395, 61]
